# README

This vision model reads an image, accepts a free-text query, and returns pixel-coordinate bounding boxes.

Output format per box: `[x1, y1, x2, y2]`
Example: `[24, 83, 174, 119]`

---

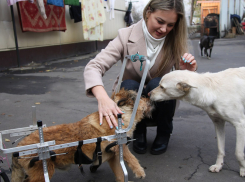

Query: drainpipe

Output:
[234, 0, 236, 14]
[219, 0, 222, 38]
[239, 0, 241, 16]
[10, 5, 20, 68]
[228, 0, 230, 30]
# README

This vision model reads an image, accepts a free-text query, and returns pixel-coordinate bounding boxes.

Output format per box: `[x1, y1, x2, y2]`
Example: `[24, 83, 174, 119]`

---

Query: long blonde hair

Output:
[143, 0, 188, 77]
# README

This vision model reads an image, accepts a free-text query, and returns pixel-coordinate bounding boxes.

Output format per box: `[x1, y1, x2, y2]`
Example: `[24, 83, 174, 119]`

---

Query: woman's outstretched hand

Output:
[92, 85, 124, 129]
[179, 53, 197, 71]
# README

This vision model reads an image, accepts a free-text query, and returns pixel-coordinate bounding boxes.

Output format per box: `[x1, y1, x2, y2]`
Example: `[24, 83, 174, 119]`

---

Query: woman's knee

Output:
[156, 100, 176, 115]
[145, 77, 162, 94]
[120, 79, 140, 91]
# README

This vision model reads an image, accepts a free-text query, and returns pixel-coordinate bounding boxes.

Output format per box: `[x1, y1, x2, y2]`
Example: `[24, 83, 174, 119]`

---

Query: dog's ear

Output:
[176, 82, 192, 92]
[117, 98, 127, 107]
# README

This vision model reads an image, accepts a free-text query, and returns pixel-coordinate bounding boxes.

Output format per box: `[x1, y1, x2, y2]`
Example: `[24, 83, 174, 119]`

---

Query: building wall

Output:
[219, 0, 244, 37]
[200, 2, 220, 24]
[0, 0, 126, 52]
[0, 0, 126, 69]
[219, 0, 228, 36]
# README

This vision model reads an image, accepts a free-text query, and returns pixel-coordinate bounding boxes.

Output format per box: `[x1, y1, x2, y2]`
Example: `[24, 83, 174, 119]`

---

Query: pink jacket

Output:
[84, 19, 175, 97]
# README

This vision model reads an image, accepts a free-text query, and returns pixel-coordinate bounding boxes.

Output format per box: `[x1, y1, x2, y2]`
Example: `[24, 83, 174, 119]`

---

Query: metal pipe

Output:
[117, 115, 128, 182]
[37, 121, 50, 182]
[115, 57, 128, 94]
[32, 106, 36, 126]
[10, 5, 20, 67]
[125, 58, 150, 132]
[228, 0, 230, 30]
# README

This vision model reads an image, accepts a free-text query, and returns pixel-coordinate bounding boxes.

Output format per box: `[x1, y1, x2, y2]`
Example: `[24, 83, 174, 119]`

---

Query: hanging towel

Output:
[105, 0, 115, 20]
[47, 0, 64, 7]
[109, 0, 115, 19]
[65, 0, 79, 6]
[124, 10, 133, 26]
[7, 0, 34, 6]
[124, 2, 133, 26]
[17, 0, 66, 32]
[81, 0, 106, 41]
[37, 0, 47, 19]
[69, 3, 82, 23]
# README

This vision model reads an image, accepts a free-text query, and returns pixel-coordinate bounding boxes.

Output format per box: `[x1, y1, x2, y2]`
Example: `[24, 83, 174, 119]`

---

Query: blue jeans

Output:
[120, 77, 176, 136]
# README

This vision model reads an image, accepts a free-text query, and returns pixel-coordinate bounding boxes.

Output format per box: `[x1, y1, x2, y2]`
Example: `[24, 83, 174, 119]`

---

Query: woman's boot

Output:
[150, 134, 170, 155]
[133, 120, 147, 154]
[150, 100, 176, 155]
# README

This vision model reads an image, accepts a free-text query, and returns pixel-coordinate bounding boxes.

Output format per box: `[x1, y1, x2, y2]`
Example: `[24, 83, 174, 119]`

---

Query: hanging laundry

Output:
[69, 2, 82, 23]
[127, 1, 132, 11]
[47, 0, 64, 7]
[7, 0, 34, 6]
[104, 0, 109, 12]
[105, 0, 115, 20]
[65, 0, 79, 6]
[81, 0, 106, 41]
[37, 0, 47, 19]
[124, 10, 133, 27]
[124, 2, 133, 26]
[17, 0, 66, 32]
[11, 0, 48, 19]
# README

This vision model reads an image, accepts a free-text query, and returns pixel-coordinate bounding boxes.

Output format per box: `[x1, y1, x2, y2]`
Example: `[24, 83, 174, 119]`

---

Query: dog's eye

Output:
[160, 85, 164, 90]
[117, 98, 127, 106]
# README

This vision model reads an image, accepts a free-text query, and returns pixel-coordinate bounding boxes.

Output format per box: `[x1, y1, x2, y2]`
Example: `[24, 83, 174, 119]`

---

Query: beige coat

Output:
[84, 19, 175, 97]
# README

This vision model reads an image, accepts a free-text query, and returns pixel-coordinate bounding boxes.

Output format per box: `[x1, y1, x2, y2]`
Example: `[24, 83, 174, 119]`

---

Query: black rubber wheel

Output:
[0, 172, 10, 182]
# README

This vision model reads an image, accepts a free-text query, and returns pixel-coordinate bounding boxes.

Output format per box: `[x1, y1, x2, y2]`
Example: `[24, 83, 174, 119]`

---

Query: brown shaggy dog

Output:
[11, 89, 153, 182]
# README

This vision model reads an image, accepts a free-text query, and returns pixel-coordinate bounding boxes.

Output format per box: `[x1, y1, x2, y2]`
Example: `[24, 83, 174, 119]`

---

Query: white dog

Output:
[150, 67, 245, 177]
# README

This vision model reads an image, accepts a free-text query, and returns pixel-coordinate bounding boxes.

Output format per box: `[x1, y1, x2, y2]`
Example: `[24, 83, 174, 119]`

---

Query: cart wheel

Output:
[0, 171, 10, 182]
[90, 165, 98, 173]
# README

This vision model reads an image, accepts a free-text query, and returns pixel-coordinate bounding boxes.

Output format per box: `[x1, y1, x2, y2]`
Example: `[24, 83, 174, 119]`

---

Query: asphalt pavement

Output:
[0, 35, 245, 182]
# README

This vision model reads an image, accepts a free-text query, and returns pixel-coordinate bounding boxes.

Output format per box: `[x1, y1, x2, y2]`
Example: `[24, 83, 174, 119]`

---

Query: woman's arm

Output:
[84, 35, 124, 97]
[84, 29, 130, 128]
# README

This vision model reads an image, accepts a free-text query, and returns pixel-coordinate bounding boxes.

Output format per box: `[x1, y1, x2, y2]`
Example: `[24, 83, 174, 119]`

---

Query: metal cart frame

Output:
[0, 54, 150, 182]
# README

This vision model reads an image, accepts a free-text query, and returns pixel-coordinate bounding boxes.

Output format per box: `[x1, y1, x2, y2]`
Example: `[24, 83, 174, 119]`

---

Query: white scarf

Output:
[142, 20, 165, 69]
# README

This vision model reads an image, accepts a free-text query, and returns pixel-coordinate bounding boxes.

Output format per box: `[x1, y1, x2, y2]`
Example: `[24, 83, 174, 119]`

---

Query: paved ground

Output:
[0, 34, 245, 182]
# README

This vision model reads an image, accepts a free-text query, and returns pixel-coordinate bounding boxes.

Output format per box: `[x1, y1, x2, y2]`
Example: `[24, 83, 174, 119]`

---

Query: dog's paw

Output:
[240, 167, 245, 177]
[134, 167, 146, 179]
[209, 164, 223, 173]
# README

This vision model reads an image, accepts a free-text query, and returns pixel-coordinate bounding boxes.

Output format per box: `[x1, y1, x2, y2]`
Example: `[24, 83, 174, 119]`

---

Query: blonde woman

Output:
[84, 0, 197, 155]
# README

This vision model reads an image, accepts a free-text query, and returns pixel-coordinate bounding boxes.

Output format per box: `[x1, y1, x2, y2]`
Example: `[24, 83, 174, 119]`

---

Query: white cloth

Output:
[82, 0, 106, 41]
[142, 20, 165, 69]
[105, 0, 115, 20]
[37, 0, 47, 19]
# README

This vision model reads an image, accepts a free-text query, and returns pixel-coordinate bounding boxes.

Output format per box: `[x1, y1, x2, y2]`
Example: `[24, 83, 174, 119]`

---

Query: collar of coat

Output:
[126, 19, 164, 78]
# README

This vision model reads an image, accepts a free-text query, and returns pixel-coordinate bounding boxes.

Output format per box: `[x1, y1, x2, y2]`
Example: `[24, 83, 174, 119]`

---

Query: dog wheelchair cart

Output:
[0, 53, 150, 182]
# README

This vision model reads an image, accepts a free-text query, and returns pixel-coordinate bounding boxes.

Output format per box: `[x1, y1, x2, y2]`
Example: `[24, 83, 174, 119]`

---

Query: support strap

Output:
[91, 137, 102, 168]
[74, 137, 103, 174]
[74, 140, 93, 165]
